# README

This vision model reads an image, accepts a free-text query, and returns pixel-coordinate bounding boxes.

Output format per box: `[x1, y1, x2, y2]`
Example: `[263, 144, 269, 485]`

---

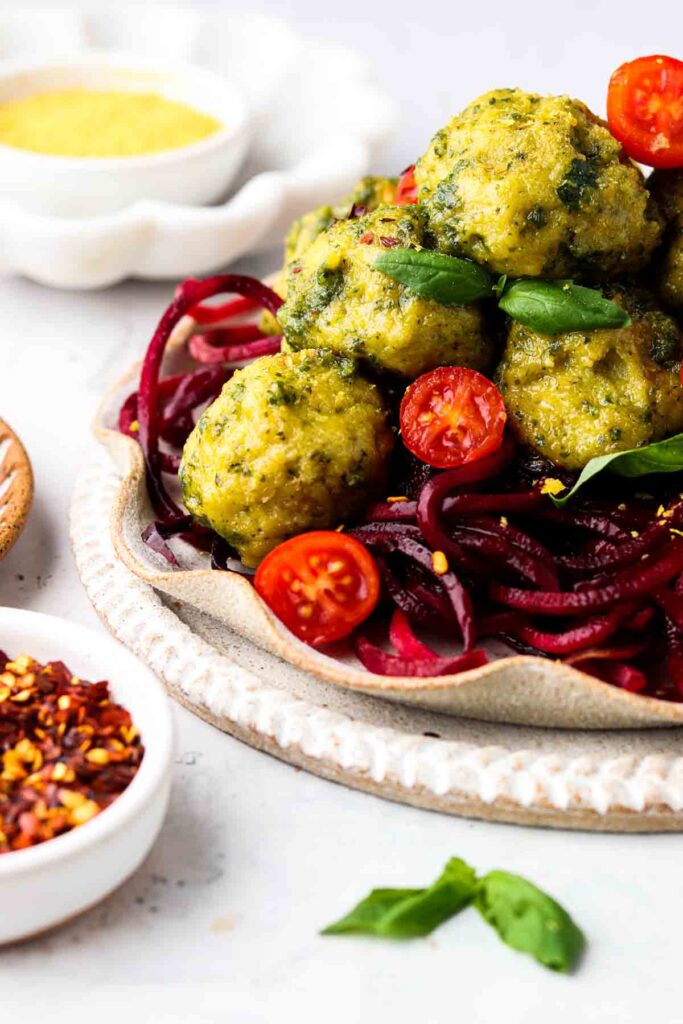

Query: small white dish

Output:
[0, 607, 174, 945]
[0, 53, 252, 217]
[0, 8, 396, 288]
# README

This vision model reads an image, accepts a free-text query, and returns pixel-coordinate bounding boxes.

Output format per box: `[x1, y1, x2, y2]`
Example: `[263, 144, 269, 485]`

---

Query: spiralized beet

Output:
[141, 522, 179, 567]
[513, 605, 634, 655]
[389, 610, 439, 661]
[455, 515, 552, 563]
[133, 275, 282, 525]
[188, 332, 281, 365]
[445, 491, 544, 516]
[159, 366, 229, 431]
[564, 640, 649, 666]
[351, 526, 475, 651]
[175, 280, 262, 325]
[365, 500, 418, 523]
[375, 556, 456, 627]
[532, 507, 631, 541]
[664, 616, 683, 698]
[355, 636, 487, 677]
[451, 520, 558, 590]
[558, 502, 683, 575]
[476, 611, 525, 637]
[119, 274, 683, 700]
[365, 491, 545, 524]
[651, 587, 683, 631]
[491, 542, 683, 615]
[582, 660, 648, 693]
[119, 372, 192, 439]
[159, 453, 181, 473]
[563, 640, 650, 692]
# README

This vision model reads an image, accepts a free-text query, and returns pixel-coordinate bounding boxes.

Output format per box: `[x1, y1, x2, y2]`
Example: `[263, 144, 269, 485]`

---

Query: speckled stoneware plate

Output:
[71, 449, 683, 831]
[0, 417, 33, 561]
[89, 311, 683, 732]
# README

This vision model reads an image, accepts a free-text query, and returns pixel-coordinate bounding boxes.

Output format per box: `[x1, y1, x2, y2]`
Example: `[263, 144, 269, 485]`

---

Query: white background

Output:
[1, 0, 683, 1021]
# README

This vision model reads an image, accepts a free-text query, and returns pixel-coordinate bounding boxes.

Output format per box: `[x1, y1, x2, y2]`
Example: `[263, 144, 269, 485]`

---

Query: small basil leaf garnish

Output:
[321, 857, 477, 938]
[498, 279, 631, 333]
[492, 273, 508, 298]
[475, 870, 585, 973]
[552, 432, 683, 507]
[373, 249, 495, 306]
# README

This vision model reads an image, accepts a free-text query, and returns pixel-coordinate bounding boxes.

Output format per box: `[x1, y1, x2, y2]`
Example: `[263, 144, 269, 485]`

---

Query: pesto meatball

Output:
[415, 89, 662, 279]
[179, 350, 393, 567]
[284, 176, 398, 266]
[497, 290, 683, 471]
[277, 205, 490, 378]
[649, 168, 683, 310]
[261, 176, 398, 335]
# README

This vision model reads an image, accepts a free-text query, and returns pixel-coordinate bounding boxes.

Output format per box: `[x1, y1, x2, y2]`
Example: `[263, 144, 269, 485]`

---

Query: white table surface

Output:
[1, 1, 682, 1020]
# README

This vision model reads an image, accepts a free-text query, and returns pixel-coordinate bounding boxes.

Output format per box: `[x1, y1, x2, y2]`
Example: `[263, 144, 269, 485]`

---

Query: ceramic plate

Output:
[0, 417, 33, 561]
[0, 8, 395, 288]
[90, 312, 683, 731]
[71, 452, 683, 831]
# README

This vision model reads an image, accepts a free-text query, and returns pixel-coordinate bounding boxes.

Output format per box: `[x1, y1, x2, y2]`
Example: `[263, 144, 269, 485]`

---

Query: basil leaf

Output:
[321, 857, 477, 938]
[475, 870, 585, 973]
[492, 273, 508, 298]
[373, 249, 494, 306]
[498, 279, 631, 333]
[552, 432, 683, 506]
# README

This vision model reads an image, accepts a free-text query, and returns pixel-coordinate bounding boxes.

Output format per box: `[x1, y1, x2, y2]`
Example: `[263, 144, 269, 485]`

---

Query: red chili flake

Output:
[379, 236, 400, 248]
[359, 232, 375, 245]
[0, 654, 144, 854]
[291, 265, 302, 274]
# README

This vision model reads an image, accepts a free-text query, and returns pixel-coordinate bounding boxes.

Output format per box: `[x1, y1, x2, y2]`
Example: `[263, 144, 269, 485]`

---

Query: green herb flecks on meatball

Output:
[277, 204, 491, 378]
[261, 176, 398, 335]
[415, 89, 663, 280]
[497, 289, 683, 471]
[179, 349, 393, 567]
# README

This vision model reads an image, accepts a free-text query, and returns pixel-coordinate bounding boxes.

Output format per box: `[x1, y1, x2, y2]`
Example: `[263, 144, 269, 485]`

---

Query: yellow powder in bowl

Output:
[0, 89, 222, 158]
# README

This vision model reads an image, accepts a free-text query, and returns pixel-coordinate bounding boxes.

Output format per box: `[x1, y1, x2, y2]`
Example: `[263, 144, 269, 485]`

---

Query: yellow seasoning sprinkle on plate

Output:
[540, 478, 566, 496]
[431, 550, 449, 575]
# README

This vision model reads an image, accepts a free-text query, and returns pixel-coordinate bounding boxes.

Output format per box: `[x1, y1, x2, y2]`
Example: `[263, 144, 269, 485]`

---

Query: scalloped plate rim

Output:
[70, 449, 683, 830]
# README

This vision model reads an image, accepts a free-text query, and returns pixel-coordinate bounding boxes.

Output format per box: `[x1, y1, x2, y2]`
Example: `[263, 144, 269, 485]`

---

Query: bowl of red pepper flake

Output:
[0, 608, 173, 945]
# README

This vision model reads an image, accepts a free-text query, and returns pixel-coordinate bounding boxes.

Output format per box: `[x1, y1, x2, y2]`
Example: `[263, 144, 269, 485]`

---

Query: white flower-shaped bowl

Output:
[0, 607, 174, 945]
[0, 53, 253, 217]
[0, 8, 396, 288]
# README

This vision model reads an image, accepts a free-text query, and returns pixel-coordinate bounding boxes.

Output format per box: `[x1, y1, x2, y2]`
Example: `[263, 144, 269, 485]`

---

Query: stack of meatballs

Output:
[180, 88, 683, 567]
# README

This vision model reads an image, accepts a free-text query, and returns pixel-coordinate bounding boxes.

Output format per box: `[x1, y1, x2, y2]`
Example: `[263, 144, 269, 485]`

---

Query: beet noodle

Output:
[136, 275, 283, 524]
[119, 273, 683, 700]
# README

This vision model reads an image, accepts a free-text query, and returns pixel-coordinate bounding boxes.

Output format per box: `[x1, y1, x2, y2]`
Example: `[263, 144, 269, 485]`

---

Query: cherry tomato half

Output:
[400, 367, 507, 470]
[254, 531, 380, 645]
[607, 55, 683, 169]
[395, 164, 418, 206]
